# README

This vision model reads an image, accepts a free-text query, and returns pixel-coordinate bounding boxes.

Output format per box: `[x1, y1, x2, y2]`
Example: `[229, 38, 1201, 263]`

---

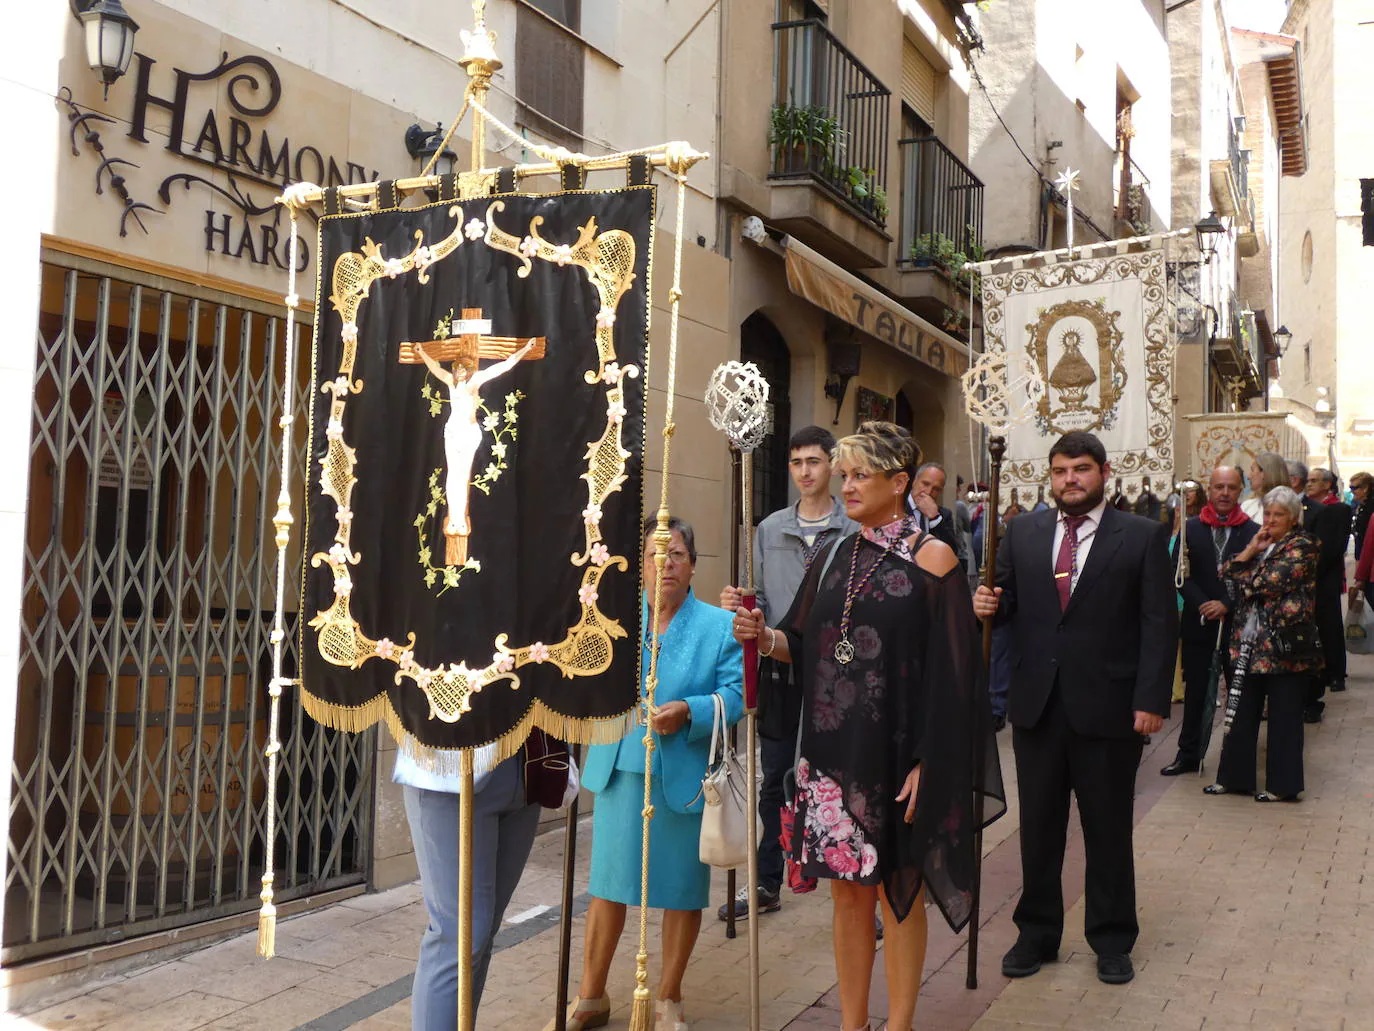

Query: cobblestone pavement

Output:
[7, 651, 1372, 1030]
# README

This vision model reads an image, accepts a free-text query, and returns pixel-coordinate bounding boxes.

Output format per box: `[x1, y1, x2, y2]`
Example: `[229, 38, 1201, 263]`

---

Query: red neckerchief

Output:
[1199, 503, 1250, 528]
[1320, 491, 1340, 505]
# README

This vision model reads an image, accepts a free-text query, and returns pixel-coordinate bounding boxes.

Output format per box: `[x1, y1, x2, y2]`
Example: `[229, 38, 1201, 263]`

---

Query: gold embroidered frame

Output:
[300, 193, 648, 763]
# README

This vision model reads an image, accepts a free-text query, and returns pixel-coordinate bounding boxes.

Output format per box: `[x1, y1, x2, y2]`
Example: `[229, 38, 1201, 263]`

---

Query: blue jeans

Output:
[757, 733, 794, 894]
[404, 756, 541, 1029]
[989, 624, 1014, 721]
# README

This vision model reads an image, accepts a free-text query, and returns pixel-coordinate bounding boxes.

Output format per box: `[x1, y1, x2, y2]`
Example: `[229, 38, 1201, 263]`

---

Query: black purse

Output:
[1272, 622, 1321, 659]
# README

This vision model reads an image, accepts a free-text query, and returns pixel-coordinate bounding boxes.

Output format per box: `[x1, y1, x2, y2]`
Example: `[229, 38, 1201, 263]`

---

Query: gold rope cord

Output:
[257, 192, 309, 958]
[627, 163, 690, 1031]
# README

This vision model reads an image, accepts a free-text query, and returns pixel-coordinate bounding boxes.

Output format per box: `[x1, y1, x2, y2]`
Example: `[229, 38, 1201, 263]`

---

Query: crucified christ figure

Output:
[413, 338, 536, 548]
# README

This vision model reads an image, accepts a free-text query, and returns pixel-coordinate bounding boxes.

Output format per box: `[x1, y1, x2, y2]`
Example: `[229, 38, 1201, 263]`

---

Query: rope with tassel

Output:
[628, 160, 690, 1031]
[257, 182, 311, 957]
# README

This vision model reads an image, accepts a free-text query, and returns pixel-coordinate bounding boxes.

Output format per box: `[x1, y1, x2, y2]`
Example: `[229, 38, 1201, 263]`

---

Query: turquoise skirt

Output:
[589, 768, 710, 911]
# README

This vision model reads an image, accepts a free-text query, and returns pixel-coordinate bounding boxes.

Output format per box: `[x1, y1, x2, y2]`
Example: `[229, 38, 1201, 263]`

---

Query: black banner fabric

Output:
[300, 186, 651, 761]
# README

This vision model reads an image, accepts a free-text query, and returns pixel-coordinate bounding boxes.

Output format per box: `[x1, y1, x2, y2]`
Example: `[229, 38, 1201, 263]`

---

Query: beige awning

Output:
[775, 235, 970, 378]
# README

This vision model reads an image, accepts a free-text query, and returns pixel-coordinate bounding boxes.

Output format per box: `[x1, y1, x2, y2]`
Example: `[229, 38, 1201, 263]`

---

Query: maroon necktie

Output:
[1055, 515, 1087, 611]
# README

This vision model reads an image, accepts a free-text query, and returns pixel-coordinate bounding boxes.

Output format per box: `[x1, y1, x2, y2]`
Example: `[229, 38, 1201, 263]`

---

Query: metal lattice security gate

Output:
[5, 254, 375, 963]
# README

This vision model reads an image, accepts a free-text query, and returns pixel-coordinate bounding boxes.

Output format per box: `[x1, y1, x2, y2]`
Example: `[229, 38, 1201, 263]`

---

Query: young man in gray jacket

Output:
[718, 425, 857, 920]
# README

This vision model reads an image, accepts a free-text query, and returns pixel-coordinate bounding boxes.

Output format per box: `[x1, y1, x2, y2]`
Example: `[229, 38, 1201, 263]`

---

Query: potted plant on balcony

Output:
[769, 104, 839, 175]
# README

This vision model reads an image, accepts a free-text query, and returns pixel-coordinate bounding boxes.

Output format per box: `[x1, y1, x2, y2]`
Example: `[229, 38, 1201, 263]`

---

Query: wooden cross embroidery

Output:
[399, 308, 546, 566]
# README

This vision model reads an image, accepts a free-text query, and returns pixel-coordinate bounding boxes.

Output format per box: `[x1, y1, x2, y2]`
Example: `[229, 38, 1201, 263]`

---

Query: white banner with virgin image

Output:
[980, 249, 1172, 506]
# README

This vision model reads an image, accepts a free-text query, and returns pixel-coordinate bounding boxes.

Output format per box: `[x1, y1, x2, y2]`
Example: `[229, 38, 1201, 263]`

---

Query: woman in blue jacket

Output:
[549, 517, 743, 1031]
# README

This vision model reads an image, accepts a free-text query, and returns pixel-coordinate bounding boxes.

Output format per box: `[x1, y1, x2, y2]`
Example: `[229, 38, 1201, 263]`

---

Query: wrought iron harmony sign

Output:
[62, 49, 385, 269]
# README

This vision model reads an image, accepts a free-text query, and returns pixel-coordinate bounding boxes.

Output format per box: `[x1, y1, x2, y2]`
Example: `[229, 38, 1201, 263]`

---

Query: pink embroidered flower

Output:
[464, 219, 485, 241]
[340, 322, 358, 344]
[519, 236, 539, 257]
[595, 308, 616, 330]
[325, 419, 344, 441]
[414, 668, 434, 689]
[329, 376, 351, 397]
[813, 698, 842, 731]
[832, 678, 857, 708]
[398, 649, 414, 668]
[492, 652, 515, 673]
[328, 543, 351, 564]
[553, 244, 573, 266]
[824, 846, 861, 876]
[530, 642, 551, 663]
[335, 574, 353, 597]
[337, 506, 354, 526]
[811, 773, 843, 804]
[600, 362, 622, 384]
[852, 626, 882, 660]
[582, 502, 603, 523]
[590, 543, 610, 566]
[607, 399, 627, 424]
[859, 843, 878, 878]
[383, 257, 405, 278]
[413, 244, 434, 267]
[578, 584, 599, 605]
[816, 798, 845, 828]
[375, 638, 396, 659]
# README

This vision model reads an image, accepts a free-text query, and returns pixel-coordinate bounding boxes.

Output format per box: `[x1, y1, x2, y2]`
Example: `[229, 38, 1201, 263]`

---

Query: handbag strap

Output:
[707, 691, 726, 767]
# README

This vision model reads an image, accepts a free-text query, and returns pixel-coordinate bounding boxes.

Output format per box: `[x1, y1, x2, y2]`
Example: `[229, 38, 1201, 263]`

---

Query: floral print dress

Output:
[778, 518, 1005, 929]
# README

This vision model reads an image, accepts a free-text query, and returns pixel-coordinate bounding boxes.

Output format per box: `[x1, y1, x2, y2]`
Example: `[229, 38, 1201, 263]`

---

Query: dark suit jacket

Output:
[907, 499, 969, 571]
[1178, 515, 1258, 645]
[1303, 497, 1352, 590]
[994, 504, 1177, 739]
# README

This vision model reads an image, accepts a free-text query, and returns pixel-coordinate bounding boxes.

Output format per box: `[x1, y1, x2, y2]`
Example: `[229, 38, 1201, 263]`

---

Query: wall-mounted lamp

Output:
[824, 338, 861, 426]
[404, 123, 458, 179]
[1272, 324, 1293, 357]
[1194, 209, 1226, 264]
[71, 0, 139, 100]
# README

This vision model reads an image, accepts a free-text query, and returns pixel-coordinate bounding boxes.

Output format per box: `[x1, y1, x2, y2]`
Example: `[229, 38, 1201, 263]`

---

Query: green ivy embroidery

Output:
[413, 373, 524, 594]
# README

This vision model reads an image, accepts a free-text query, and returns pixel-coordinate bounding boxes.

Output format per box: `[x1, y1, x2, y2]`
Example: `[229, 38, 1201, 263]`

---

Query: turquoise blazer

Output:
[582, 590, 744, 814]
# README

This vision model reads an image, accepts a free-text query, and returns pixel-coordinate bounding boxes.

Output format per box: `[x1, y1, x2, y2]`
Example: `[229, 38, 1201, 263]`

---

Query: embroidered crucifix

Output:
[399, 308, 547, 566]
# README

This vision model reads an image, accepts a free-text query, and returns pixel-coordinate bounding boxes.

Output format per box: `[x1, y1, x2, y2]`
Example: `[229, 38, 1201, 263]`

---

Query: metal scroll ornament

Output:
[704, 361, 771, 452]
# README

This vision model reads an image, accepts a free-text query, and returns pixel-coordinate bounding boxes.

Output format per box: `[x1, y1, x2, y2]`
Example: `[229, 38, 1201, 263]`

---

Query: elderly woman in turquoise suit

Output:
[548, 516, 743, 1031]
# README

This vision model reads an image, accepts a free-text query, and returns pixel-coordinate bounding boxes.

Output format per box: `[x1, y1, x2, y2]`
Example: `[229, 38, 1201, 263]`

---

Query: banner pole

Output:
[458, 750, 475, 1031]
[967, 434, 1005, 990]
[553, 744, 582, 1031]
[739, 455, 761, 1031]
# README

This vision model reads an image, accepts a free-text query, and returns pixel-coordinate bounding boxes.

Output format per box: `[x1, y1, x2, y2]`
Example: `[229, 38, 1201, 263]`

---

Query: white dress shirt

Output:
[1050, 497, 1109, 592]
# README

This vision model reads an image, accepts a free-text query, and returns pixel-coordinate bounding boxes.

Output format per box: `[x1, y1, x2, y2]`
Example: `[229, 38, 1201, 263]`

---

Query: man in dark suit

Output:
[1161, 466, 1257, 775]
[909, 461, 969, 571]
[973, 432, 1176, 986]
[1301, 467, 1352, 716]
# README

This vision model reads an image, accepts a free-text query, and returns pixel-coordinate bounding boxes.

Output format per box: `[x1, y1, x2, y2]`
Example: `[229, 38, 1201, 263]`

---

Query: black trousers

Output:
[1012, 689, 1143, 957]
[756, 732, 792, 893]
[1315, 583, 1346, 685]
[1176, 633, 1223, 765]
[1216, 672, 1305, 797]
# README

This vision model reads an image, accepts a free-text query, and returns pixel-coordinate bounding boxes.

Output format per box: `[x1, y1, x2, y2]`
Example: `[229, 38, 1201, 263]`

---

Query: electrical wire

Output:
[967, 55, 1114, 243]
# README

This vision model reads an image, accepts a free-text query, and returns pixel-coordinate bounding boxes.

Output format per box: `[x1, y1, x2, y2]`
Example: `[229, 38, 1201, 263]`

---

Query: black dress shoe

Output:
[1097, 953, 1134, 984]
[1330, 679, 1347, 692]
[1001, 938, 1058, 978]
[1160, 758, 1200, 776]
[1254, 791, 1300, 803]
[1303, 708, 1323, 724]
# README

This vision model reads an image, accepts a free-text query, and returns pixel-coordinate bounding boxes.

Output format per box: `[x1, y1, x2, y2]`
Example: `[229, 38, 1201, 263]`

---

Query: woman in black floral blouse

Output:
[731, 422, 1004, 1031]
[1206, 486, 1322, 802]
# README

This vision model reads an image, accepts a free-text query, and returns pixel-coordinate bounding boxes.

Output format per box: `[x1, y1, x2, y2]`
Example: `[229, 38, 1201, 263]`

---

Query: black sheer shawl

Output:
[777, 532, 1006, 929]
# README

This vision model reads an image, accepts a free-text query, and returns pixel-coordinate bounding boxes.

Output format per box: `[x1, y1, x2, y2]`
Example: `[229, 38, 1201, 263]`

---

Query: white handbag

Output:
[697, 693, 757, 869]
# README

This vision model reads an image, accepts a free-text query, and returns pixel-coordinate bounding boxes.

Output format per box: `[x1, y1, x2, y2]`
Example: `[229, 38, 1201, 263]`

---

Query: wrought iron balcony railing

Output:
[770, 19, 891, 227]
[896, 136, 985, 273]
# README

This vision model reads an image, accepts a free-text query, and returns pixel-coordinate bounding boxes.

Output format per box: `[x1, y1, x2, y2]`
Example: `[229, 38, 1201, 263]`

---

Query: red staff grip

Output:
[741, 590, 759, 712]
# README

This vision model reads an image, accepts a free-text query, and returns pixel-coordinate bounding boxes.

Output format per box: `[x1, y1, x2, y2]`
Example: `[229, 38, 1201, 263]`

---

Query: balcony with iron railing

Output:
[891, 136, 984, 337]
[767, 19, 891, 264]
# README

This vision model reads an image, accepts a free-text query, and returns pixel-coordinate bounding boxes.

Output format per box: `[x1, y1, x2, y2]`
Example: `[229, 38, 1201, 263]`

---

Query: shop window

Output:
[525, 0, 580, 32]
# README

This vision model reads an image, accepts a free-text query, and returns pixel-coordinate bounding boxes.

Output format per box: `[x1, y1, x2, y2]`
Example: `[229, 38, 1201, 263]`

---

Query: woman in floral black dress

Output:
[733, 422, 1004, 1031]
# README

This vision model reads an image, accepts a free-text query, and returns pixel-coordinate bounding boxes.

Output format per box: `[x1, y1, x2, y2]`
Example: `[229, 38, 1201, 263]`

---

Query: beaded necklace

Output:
[834, 516, 912, 664]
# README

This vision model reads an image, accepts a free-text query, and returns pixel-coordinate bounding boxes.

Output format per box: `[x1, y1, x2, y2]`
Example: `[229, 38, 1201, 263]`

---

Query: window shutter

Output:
[902, 42, 936, 126]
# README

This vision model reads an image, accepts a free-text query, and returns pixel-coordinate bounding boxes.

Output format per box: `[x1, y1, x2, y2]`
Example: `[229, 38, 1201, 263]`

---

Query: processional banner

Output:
[981, 249, 1172, 503]
[300, 185, 652, 766]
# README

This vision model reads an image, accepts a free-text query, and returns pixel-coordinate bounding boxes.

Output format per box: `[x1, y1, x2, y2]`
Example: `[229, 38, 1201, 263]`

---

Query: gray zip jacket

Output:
[752, 497, 859, 623]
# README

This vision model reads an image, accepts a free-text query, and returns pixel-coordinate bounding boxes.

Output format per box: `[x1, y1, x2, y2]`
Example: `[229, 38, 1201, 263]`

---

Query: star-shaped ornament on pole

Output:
[1054, 167, 1081, 255]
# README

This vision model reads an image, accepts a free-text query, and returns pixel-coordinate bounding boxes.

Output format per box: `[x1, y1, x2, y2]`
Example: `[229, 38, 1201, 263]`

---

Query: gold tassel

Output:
[627, 955, 654, 1031]
[257, 874, 277, 958]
